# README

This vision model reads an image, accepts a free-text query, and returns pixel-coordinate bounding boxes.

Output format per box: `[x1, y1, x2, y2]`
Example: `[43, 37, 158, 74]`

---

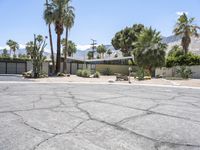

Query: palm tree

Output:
[173, 13, 199, 54]
[63, 0, 75, 73]
[107, 49, 112, 58]
[97, 44, 106, 59]
[44, 0, 55, 73]
[61, 39, 77, 57]
[26, 41, 34, 58]
[2, 48, 9, 58]
[87, 51, 93, 60]
[134, 27, 167, 74]
[46, 0, 70, 73]
[6, 40, 19, 56]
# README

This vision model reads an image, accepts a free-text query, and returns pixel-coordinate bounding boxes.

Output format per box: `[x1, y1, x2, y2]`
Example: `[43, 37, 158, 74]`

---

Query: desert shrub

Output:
[176, 66, 192, 79]
[22, 71, 33, 78]
[144, 76, 152, 80]
[76, 69, 82, 77]
[23, 71, 48, 78]
[82, 69, 91, 78]
[77, 69, 91, 78]
[136, 68, 145, 80]
[57, 72, 66, 77]
[39, 72, 48, 78]
[93, 71, 100, 78]
[102, 68, 112, 76]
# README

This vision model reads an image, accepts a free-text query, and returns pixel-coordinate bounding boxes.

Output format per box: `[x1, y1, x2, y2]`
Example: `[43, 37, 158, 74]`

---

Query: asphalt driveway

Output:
[0, 83, 200, 150]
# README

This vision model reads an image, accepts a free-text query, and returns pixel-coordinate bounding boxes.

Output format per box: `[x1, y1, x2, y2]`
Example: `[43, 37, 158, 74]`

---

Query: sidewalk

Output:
[33, 75, 200, 88]
[1, 75, 200, 88]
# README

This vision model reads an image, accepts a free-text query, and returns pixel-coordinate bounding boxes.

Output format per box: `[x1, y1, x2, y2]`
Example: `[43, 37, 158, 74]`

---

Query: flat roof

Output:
[66, 56, 134, 62]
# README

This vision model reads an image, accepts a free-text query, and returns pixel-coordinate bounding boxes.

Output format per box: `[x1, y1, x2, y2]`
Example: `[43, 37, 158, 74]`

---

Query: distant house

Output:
[60, 56, 134, 75]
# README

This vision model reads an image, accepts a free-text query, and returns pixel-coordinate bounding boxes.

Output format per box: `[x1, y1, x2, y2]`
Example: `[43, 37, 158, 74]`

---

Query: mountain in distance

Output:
[162, 35, 200, 55]
[162, 35, 182, 44]
[1, 35, 200, 59]
[74, 45, 123, 59]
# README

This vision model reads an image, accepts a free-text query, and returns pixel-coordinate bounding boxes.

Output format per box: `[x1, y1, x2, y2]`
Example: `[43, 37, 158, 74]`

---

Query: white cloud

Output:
[176, 11, 188, 16]
[76, 44, 91, 51]
[0, 44, 26, 50]
[0, 46, 9, 50]
[19, 44, 26, 49]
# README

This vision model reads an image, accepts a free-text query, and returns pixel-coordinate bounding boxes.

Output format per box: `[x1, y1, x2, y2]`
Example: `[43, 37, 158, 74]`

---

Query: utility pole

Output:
[90, 39, 97, 59]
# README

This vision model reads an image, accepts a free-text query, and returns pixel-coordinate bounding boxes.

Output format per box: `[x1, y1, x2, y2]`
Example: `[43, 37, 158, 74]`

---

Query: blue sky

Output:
[0, 0, 200, 51]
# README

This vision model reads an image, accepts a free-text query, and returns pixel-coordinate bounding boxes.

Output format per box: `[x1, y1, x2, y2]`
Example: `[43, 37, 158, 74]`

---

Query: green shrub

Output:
[93, 71, 100, 78]
[176, 66, 192, 79]
[102, 68, 112, 76]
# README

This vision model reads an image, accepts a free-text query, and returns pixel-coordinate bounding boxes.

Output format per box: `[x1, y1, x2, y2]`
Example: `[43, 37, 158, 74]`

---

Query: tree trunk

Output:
[148, 66, 152, 76]
[63, 28, 68, 74]
[48, 24, 55, 74]
[56, 33, 61, 73]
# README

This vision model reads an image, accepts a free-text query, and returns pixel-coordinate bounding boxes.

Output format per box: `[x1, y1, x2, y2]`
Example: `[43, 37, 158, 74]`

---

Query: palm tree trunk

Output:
[63, 28, 68, 74]
[56, 33, 61, 73]
[45, 0, 55, 74]
[48, 24, 55, 74]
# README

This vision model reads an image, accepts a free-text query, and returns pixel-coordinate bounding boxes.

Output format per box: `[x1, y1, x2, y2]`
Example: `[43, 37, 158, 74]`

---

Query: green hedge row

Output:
[0, 57, 30, 62]
[166, 53, 200, 68]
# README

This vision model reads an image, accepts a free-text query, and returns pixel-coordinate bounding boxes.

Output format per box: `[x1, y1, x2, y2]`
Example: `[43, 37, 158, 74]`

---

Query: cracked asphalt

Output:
[0, 83, 200, 150]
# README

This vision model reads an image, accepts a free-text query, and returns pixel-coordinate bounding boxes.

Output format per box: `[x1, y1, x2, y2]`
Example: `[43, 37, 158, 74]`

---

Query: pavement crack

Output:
[68, 90, 200, 148]
[33, 134, 57, 150]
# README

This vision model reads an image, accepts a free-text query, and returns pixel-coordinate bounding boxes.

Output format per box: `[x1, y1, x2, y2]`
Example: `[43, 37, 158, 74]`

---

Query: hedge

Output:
[166, 53, 200, 68]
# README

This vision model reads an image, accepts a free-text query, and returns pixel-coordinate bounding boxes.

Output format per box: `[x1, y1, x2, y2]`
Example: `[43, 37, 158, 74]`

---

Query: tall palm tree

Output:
[44, 0, 55, 73]
[63, 0, 75, 73]
[6, 40, 19, 56]
[46, 0, 70, 73]
[173, 13, 199, 54]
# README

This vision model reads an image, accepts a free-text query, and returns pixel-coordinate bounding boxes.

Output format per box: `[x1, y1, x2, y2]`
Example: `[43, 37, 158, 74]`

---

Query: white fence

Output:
[156, 65, 200, 79]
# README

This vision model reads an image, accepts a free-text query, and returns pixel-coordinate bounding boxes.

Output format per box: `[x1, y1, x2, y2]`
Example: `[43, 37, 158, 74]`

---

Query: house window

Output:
[91, 64, 96, 70]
